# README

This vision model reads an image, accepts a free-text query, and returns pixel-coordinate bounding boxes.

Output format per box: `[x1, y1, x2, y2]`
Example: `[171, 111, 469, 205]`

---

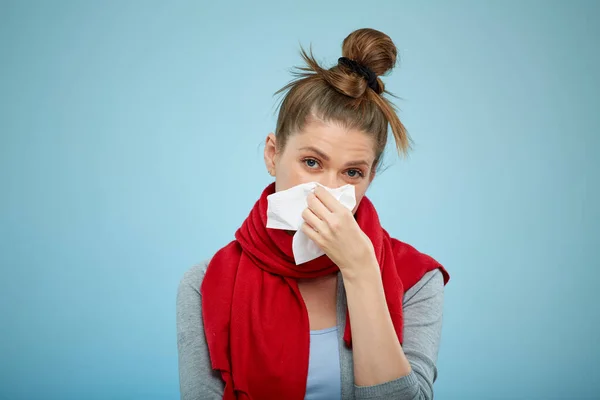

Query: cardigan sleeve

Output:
[176, 261, 224, 400]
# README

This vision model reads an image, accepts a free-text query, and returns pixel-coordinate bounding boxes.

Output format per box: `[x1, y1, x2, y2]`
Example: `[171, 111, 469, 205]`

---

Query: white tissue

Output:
[266, 181, 357, 264]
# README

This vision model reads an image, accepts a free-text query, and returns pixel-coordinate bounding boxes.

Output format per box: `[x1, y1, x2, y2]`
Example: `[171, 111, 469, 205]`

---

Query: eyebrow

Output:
[298, 146, 371, 169]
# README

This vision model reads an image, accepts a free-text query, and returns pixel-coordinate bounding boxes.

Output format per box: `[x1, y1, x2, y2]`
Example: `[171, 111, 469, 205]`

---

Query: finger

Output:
[301, 207, 328, 235]
[300, 221, 322, 244]
[306, 192, 333, 222]
[313, 185, 345, 213]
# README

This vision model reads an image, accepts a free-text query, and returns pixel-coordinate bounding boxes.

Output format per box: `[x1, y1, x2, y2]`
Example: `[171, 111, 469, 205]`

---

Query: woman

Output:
[177, 28, 450, 400]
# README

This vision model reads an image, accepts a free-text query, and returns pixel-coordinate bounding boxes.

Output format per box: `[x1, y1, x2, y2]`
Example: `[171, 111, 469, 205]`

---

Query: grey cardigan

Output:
[176, 259, 445, 400]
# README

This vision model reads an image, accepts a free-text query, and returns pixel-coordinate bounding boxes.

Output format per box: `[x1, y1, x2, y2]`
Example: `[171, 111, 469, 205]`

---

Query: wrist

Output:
[340, 253, 381, 285]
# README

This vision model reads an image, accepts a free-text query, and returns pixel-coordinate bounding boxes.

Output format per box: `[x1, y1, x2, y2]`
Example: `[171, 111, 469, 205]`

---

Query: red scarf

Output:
[201, 182, 449, 400]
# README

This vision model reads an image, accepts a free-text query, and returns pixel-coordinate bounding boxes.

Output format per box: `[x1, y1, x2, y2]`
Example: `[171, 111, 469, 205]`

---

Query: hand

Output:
[301, 186, 378, 278]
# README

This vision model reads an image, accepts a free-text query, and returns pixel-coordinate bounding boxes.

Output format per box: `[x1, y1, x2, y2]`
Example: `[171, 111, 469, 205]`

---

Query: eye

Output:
[302, 158, 320, 169]
[346, 169, 364, 179]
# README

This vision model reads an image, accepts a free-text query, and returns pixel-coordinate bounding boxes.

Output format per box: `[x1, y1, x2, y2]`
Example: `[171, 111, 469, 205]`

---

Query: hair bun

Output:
[341, 28, 398, 78]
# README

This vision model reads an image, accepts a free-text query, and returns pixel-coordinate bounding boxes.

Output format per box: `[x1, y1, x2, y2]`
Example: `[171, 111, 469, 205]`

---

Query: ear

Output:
[264, 133, 277, 176]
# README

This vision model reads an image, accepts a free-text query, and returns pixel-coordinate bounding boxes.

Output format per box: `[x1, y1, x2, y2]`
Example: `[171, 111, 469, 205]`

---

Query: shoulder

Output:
[403, 269, 445, 305]
[177, 258, 212, 298]
[389, 236, 450, 288]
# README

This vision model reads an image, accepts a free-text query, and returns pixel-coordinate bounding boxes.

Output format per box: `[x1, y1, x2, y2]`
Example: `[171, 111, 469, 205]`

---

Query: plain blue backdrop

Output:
[1, 1, 599, 399]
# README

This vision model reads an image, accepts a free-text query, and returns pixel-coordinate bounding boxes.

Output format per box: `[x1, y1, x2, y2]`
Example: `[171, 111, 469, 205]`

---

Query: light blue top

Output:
[305, 326, 342, 400]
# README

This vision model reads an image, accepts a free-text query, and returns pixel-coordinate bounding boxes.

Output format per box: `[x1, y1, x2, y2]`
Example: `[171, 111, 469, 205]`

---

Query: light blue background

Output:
[1, 1, 598, 399]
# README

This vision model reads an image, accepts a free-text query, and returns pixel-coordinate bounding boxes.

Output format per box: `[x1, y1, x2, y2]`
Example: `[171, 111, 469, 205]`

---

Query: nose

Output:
[317, 172, 344, 189]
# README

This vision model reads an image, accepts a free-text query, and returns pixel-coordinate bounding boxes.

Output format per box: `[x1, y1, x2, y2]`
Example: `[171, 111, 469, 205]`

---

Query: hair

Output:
[273, 28, 412, 170]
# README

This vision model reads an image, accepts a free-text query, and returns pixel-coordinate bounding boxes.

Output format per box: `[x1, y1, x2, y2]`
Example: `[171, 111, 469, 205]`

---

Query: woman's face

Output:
[264, 118, 377, 211]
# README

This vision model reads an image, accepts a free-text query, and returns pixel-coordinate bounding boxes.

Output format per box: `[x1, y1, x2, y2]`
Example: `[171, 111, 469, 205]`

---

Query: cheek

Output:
[351, 189, 369, 214]
[275, 160, 307, 192]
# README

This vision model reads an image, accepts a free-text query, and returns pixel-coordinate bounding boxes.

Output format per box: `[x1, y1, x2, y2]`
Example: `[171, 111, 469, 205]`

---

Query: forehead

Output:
[288, 120, 376, 161]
